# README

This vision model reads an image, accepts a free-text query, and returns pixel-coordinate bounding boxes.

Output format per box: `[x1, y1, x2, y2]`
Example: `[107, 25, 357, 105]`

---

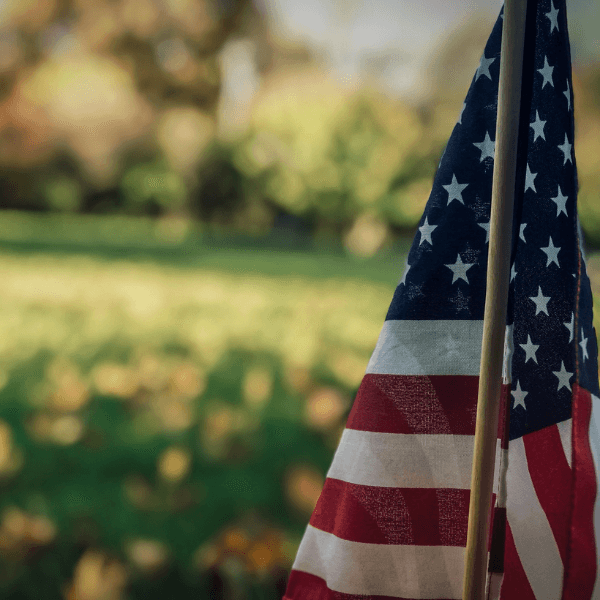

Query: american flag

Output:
[283, 0, 600, 599]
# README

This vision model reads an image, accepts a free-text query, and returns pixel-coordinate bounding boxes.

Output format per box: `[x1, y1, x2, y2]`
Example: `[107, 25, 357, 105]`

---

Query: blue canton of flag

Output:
[284, 1, 600, 599]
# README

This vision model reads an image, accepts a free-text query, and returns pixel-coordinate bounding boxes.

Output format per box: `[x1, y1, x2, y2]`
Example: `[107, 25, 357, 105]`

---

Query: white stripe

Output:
[502, 324, 513, 384]
[487, 572, 503, 600]
[556, 418, 572, 468]
[327, 428, 501, 491]
[506, 437, 562, 600]
[590, 395, 600, 600]
[495, 448, 509, 508]
[366, 320, 483, 375]
[292, 524, 464, 599]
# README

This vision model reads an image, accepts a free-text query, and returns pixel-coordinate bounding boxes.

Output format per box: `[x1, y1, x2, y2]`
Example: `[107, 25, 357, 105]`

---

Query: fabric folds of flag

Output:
[283, 1, 600, 599]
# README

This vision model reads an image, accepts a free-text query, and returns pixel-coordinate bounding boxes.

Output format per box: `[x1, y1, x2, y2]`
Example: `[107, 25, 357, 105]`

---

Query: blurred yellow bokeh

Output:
[158, 446, 192, 482]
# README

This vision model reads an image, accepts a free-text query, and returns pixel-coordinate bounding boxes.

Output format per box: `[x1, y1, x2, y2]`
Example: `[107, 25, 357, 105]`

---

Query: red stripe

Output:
[284, 569, 459, 600]
[310, 477, 469, 546]
[485, 493, 498, 553]
[499, 521, 536, 600]
[488, 507, 506, 573]
[348, 375, 479, 435]
[561, 384, 598, 600]
[499, 384, 511, 449]
[522, 423, 572, 565]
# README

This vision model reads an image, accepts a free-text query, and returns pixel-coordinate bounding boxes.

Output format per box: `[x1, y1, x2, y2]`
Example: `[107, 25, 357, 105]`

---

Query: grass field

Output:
[0, 210, 599, 599]
[0, 212, 407, 599]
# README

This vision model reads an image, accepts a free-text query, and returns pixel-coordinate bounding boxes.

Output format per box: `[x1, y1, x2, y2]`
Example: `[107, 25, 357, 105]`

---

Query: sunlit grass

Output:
[0, 247, 599, 599]
[0, 247, 398, 598]
[0, 251, 394, 383]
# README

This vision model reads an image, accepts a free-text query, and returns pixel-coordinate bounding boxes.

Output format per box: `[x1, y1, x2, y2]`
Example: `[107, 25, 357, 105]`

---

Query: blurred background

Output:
[0, 0, 598, 598]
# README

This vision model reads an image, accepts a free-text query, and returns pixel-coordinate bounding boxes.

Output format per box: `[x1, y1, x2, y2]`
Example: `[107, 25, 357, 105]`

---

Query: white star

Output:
[580, 328, 589, 361]
[558, 134, 573, 165]
[564, 313, 575, 342]
[520, 223, 527, 242]
[525, 164, 537, 192]
[399, 260, 410, 285]
[545, 0, 559, 32]
[478, 222, 490, 243]
[476, 54, 496, 81]
[473, 132, 495, 161]
[459, 102, 466, 124]
[510, 263, 517, 282]
[537, 56, 554, 88]
[563, 80, 571, 111]
[407, 282, 424, 300]
[520, 334, 539, 364]
[553, 361, 573, 391]
[450, 288, 470, 312]
[445, 254, 476, 284]
[503, 324, 514, 383]
[443, 334, 460, 357]
[530, 110, 546, 141]
[418, 217, 437, 246]
[530, 286, 550, 316]
[551, 185, 568, 217]
[541, 236, 561, 267]
[443, 174, 469, 205]
[512, 380, 528, 410]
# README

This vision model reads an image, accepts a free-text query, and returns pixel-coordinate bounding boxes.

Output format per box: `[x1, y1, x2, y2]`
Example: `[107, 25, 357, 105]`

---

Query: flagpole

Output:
[462, 0, 528, 598]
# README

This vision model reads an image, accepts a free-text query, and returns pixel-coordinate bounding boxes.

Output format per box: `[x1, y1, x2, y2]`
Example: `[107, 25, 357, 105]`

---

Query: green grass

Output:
[0, 209, 410, 284]
[0, 210, 599, 600]
[0, 211, 406, 599]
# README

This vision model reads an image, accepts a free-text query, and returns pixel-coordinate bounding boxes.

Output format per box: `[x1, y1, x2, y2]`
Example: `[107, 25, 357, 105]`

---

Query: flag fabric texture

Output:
[284, 0, 600, 599]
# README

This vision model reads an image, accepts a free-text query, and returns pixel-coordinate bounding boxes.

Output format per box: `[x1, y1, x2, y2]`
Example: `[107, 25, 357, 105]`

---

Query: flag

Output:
[283, 0, 600, 598]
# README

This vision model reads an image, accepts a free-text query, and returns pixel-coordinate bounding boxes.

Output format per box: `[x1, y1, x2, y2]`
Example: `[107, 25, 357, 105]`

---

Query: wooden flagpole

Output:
[462, 0, 528, 598]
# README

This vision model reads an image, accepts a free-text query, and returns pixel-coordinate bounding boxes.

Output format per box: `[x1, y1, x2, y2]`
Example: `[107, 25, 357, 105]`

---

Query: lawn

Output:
[0, 211, 598, 599]
[0, 212, 402, 599]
